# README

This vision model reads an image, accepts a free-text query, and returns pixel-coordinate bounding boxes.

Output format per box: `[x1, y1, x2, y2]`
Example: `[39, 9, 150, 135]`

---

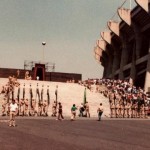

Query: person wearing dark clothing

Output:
[79, 103, 84, 117]
[97, 103, 104, 121]
[57, 102, 64, 120]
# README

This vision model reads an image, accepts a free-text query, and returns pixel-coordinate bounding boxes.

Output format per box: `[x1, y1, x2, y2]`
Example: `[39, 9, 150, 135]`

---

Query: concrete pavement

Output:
[0, 117, 150, 150]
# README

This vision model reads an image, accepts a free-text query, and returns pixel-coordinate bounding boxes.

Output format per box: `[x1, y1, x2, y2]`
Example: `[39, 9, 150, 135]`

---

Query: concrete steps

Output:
[0, 78, 110, 117]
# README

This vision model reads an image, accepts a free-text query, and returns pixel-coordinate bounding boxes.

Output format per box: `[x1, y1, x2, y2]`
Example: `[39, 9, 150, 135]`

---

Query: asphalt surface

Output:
[0, 117, 150, 150]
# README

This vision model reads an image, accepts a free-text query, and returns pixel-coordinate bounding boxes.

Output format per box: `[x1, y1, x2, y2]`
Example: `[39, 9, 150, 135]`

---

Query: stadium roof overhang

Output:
[94, 0, 150, 64]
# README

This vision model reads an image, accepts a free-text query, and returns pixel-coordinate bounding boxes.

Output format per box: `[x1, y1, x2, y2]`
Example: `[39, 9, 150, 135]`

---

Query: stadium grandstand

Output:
[94, 0, 150, 92]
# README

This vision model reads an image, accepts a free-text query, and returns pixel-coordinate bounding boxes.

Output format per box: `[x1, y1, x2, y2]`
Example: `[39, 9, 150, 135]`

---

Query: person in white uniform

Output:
[9, 99, 18, 127]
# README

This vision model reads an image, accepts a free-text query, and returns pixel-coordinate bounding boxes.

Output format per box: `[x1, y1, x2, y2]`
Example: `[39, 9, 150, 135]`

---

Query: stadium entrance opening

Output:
[36, 68, 43, 80]
[33, 64, 45, 81]
[135, 72, 146, 89]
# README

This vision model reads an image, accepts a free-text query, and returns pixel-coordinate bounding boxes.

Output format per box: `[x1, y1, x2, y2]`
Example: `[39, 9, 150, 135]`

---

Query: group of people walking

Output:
[71, 102, 103, 121]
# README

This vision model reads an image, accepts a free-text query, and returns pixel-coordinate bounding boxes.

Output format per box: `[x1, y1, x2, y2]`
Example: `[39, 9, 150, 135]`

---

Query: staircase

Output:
[0, 78, 110, 117]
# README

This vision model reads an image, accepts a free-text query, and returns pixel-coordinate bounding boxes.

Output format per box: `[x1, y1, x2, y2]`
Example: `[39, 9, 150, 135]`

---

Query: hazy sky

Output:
[0, 0, 136, 80]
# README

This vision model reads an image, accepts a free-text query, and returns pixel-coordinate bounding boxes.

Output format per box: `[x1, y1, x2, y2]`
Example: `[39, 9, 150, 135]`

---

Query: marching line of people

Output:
[1, 84, 51, 117]
[0, 76, 60, 118]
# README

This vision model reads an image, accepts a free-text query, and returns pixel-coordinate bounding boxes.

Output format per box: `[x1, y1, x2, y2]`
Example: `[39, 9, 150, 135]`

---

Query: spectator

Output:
[97, 103, 104, 121]
[71, 104, 77, 121]
[9, 99, 18, 127]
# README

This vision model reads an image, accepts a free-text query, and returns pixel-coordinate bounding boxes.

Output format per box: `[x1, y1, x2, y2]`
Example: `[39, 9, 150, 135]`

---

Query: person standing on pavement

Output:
[79, 103, 84, 117]
[97, 103, 104, 121]
[85, 102, 90, 118]
[57, 102, 64, 120]
[51, 101, 57, 117]
[9, 99, 18, 127]
[71, 104, 77, 121]
[24, 99, 29, 116]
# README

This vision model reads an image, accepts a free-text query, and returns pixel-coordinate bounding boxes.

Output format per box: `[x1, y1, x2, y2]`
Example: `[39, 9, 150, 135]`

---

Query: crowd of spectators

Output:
[101, 79, 150, 118]
[78, 78, 100, 92]
[80, 78, 150, 118]
[1, 74, 150, 119]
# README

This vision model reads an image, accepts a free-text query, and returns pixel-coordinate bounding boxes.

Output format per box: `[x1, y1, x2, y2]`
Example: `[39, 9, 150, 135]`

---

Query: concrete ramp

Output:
[0, 78, 110, 117]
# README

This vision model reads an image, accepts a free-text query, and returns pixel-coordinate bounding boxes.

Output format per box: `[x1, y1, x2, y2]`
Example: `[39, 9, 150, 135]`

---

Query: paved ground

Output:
[0, 117, 150, 150]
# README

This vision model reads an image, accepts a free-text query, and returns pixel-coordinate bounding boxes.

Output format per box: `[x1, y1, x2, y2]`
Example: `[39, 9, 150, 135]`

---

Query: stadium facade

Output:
[94, 0, 150, 91]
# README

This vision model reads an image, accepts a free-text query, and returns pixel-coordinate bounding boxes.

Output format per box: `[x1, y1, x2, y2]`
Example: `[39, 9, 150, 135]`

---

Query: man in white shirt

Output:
[9, 99, 18, 127]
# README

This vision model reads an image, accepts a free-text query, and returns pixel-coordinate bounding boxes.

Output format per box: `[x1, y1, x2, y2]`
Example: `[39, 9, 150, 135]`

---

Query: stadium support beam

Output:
[119, 35, 127, 79]
[107, 20, 120, 36]
[94, 45, 102, 57]
[94, 45, 102, 64]
[101, 51, 110, 78]
[95, 53, 101, 64]
[100, 57, 105, 67]
[144, 42, 150, 92]
[118, 8, 131, 26]
[97, 39, 107, 51]
[134, 25, 142, 59]
[100, 31, 111, 44]
[135, 0, 149, 13]
[130, 41, 136, 86]
[100, 31, 114, 77]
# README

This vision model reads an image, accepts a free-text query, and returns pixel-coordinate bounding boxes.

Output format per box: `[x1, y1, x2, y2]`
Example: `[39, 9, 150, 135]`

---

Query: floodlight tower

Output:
[42, 42, 46, 62]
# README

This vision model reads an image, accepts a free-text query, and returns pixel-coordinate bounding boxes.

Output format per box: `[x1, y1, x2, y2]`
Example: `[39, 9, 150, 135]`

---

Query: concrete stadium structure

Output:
[94, 0, 150, 91]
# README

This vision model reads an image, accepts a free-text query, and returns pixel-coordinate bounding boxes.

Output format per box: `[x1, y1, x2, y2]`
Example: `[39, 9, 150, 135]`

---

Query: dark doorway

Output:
[36, 68, 43, 81]
[135, 72, 146, 89]
[33, 64, 46, 81]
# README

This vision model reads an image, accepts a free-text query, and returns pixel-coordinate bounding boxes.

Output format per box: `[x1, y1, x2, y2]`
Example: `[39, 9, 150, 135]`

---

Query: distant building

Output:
[0, 61, 82, 83]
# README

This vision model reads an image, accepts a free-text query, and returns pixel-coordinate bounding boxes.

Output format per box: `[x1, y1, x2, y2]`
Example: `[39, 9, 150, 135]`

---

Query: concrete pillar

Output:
[102, 58, 109, 78]
[118, 8, 131, 26]
[95, 53, 100, 63]
[135, 35, 142, 59]
[112, 50, 120, 76]
[101, 52, 109, 78]
[107, 21, 119, 36]
[98, 39, 106, 51]
[104, 50, 113, 78]
[119, 35, 132, 79]
[107, 20, 121, 77]
[144, 41, 150, 92]
[103, 66, 107, 78]
[107, 51, 113, 78]
[134, 25, 142, 59]
[100, 31, 111, 44]
[94, 45, 102, 63]
[98, 39, 111, 77]
[130, 41, 136, 84]
[100, 31, 113, 78]
[119, 35, 127, 79]
[135, 0, 149, 13]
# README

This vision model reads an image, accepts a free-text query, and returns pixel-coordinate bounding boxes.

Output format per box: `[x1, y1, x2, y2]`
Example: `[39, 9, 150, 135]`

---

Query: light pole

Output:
[42, 42, 46, 62]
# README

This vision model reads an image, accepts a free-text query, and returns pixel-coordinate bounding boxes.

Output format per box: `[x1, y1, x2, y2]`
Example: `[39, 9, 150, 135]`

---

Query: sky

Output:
[0, 0, 136, 80]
